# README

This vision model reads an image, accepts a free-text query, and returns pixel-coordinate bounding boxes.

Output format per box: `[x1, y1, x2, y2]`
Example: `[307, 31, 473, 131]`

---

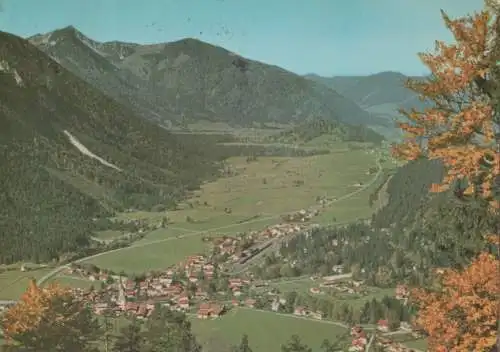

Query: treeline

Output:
[225, 144, 331, 158]
[269, 118, 385, 145]
[371, 158, 444, 229]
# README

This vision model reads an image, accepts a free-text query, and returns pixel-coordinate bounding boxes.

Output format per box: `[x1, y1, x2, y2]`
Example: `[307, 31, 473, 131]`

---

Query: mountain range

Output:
[29, 26, 393, 134]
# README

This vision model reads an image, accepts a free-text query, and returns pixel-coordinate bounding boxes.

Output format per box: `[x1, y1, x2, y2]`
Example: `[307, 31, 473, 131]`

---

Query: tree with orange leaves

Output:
[1, 279, 101, 352]
[411, 253, 499, 351]
[392, 6, 499, 210]
[392, 2, 500, 351]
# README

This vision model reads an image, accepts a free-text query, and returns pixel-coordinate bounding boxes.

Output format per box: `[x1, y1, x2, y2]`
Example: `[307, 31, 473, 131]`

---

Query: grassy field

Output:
[389, 333, 428, 351]
[82, 150, 379, 274]
[190, 307, 349, 352]
[0, 268, 53, 300]
[46, 275, 96, 290]
[118, 151, 377, 224]
[314, 181, 380, 225]
[87, 234, 208, 275]
[257, 279, 396, 309]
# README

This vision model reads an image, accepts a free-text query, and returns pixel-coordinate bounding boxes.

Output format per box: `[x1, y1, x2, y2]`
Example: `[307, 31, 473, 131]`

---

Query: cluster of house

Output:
[62, 254, 259, 320]
[349, 324, 417, 352]
[64, 266, 110, 282]
[209, 236, 240, 256]
[319, 277, 366, 294]
[292, 306, 324, 320]
[281, 208, 319, 223]
[376, 317, 412, 334]
[207, 222, 310, 264]
[349, 325, 369, 352]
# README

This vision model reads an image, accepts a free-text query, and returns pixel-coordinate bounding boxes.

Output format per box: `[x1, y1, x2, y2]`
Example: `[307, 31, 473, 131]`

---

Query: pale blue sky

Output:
[0, 0, 484, 76]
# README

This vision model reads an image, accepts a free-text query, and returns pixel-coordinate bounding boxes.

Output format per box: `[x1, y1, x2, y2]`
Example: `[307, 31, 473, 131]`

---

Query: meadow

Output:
[389, 333, 428, 351]
[190, 307, 350, 352]
[83, 149, 380, 273]
[46, 275, 96, 290]
[0, 268, 53, 300]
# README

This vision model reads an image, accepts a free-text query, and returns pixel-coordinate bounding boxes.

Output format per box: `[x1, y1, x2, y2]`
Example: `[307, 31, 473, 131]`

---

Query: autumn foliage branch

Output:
[392, 3, 499, 352]
[392, 7, 499, 210]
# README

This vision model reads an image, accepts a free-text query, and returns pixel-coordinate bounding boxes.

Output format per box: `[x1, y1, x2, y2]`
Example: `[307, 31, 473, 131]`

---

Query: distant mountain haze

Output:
[305, 71, 429, 110]
[29, 26, 391, 137]
[305, 71, 432, 140]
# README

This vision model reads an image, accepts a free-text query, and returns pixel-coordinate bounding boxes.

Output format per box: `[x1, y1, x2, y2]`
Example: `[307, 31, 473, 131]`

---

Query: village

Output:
[59, 214, 322, 320]
[62, 261, 413, 325]
[55, 260, 420, 352]
[1, 207, 420, 352]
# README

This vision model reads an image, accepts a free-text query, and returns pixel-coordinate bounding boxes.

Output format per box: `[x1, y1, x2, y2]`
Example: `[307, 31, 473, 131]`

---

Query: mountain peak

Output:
[53, 25, 81, 37]
[369, 71, 407, 80]
[165, 37, 226, 52]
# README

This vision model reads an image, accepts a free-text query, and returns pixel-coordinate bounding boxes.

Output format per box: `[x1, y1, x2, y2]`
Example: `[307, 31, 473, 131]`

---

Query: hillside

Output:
[28, 26, 177, 126]
[29, 27, 392, 133]
[268, 118, 384, 145]
[371, 159, 499, 268]
[0, 31, 232, 264]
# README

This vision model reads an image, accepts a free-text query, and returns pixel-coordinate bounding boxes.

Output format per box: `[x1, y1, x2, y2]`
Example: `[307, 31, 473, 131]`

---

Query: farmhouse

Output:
[309, 287, 321, 294]
[245, 298, 256, 308]
[395, 284, 409, 300]
[400, 321, 412, 331]
[197, 303, 224, 319]
[377, 319, 390, 332]
[310, 311, 323, 320]
[349, 337, 368, 352]
[349, 326, 368, 352]
[177, 296, 190, 310]
[293, 306, 307, 316]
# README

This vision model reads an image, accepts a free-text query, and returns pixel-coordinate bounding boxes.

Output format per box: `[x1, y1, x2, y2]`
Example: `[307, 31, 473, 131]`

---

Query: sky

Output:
[0, 0, 485, 76]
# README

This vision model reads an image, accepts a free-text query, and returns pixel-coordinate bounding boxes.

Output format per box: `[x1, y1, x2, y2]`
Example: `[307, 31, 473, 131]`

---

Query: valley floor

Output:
[1, 138, 423, 351]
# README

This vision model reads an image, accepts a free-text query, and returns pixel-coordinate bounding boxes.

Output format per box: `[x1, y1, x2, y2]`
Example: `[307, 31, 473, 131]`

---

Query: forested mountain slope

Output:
[0, 31, 231, 264]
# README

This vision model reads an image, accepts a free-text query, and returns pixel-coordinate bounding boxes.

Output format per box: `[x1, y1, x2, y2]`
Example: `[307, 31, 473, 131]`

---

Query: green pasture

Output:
[191, 307, 349, 352]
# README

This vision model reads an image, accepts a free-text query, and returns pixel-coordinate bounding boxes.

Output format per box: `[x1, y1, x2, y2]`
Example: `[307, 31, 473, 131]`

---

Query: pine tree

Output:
[281, 335, 312, 352]
[143, 306, 201, 352]
[233, 334, 253, 352]
[112, 317, 143, 352]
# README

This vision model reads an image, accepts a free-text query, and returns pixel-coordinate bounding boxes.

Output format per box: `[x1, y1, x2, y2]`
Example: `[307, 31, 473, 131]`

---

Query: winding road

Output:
[36, 155, 383, 287]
